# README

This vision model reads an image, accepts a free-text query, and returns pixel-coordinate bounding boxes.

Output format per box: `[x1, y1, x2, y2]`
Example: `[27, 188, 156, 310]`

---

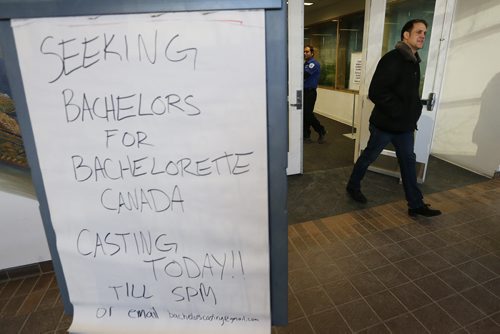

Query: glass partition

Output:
[304, 11, 364, 91]
[304, 20, 338, 87]
[338, 11, 364, 90]
[383, 0, 436, 94]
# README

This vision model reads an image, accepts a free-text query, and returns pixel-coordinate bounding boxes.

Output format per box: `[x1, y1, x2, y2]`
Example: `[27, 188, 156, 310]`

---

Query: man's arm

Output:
[368, 55, 402, 116]
[304, 61, 319, 80]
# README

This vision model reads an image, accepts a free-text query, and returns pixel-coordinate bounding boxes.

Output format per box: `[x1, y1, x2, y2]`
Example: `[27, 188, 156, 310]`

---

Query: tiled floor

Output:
[1, 179, 500, 333]
[278, 178, 500, 334]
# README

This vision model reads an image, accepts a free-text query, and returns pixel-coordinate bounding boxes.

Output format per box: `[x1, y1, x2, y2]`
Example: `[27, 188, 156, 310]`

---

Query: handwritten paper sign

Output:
[12, 10, 270, 333]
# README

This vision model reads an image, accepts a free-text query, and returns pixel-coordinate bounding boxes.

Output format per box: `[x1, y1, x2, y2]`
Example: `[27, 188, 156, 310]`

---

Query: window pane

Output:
[383, 0, 436, 93]
[338, 12, 364, 90]
[304, 21, 338, 87]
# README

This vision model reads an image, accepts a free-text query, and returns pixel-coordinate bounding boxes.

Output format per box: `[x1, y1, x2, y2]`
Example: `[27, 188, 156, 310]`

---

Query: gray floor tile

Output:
[412, 303, 461, 333]
[390, 282, 433, 311]
[384, 313, 428, 334]
[437, 294, 485, 326]
[364, 290, 406, 321]
[414, 274, 456, 301]
[337, 298, 381, 332]
[393, 258, 431, 280]
[323, 278, 362, 306]
[483, 277, 500, 298]
[348, 271, 385, 297]
[435, 267, 479, 292]
[295, 286, 334, 316]
[308, 309, 351, 334]
[356, 249, 390, 270]
[465, 317, 500, 334]
[457, 260, 497, 283]
[461, 285, 500, 315]
[371, 264, 410, 289]
[377, 242, 412, 263]
[414, 251, 452, 273]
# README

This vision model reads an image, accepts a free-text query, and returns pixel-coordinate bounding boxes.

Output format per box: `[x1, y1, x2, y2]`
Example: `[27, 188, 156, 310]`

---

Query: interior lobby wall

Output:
[432, 0, 500, 177]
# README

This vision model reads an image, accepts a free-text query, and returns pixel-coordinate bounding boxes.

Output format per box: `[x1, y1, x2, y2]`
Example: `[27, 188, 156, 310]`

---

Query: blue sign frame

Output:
[0, 0, 288, 326]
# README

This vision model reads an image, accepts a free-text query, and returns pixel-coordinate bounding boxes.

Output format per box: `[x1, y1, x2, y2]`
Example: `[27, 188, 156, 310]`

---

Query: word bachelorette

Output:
[62, 89, 201, 123]
[71, 151, 254, 182]
[40, 31, 198, 83]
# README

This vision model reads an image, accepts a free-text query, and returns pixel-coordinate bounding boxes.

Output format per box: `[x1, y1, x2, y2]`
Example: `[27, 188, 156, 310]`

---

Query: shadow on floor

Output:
[288, 115, 488, 224]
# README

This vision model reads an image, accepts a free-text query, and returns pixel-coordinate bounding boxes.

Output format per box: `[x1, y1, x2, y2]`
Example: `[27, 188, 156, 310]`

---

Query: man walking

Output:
[346, 19, 441, 218]
[303, 45, 327, 144]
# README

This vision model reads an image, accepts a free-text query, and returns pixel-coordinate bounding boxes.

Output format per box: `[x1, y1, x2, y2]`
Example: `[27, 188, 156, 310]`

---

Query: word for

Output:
[76, 229, 178, 258]
[95, 306, 159, 319]
[167, 310, 259, 327]
[40, 31, 198, 83]
[100, 186, 184, 214]
[104, 129, 152, 149]
[172, 283, 217, 305]
[109, 282, 153, 300]
[70, 151, 253, 182]
[143, 250, 245, 281]
[62, 89, 201, 123]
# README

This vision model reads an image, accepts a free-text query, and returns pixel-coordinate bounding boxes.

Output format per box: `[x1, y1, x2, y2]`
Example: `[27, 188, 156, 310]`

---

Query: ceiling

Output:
[304, 0, 345, 15]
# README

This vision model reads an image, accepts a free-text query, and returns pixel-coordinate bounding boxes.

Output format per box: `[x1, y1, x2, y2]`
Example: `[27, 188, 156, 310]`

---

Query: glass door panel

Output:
[369, 0, 437, 181]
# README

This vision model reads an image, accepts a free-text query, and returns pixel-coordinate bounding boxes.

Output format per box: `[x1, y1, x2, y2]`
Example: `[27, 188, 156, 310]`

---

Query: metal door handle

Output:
[290, 90, 302, 110]
[421, 92, 436, 111]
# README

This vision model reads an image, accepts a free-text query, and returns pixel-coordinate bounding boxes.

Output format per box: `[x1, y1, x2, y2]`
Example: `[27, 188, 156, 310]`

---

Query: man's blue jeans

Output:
[347, 124, 424, 209]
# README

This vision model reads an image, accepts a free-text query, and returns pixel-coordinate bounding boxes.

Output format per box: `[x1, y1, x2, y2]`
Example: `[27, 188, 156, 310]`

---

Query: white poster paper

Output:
[12, 10, 269, 334]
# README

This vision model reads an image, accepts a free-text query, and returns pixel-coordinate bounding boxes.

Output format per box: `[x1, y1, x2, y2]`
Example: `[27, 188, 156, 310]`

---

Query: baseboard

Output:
[0, 260, 53, 282]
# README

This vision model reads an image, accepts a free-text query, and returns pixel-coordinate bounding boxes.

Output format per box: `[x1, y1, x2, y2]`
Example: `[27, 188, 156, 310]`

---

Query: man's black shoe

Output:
[304, 137, 313, 144]
[408, 204, 441, 217]
[318, 130, 327, 144]
[346, 187, 367, 204]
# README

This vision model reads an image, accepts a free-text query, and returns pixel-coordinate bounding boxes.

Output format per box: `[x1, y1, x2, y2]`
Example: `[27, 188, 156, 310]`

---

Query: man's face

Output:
[404, 22, 427, 52]
[304, 47, 313, 61]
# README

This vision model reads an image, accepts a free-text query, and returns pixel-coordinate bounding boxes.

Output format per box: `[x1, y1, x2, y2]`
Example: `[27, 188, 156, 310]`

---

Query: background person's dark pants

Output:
[303, 89, 325, 139]
[347, 124, 425, 209]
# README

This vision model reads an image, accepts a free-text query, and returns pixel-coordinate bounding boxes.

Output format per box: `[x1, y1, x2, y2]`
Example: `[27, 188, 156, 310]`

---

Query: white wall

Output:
[432, 0, 500, 177]
[315, 89, 359, 127]
[0, 168, 50, 270]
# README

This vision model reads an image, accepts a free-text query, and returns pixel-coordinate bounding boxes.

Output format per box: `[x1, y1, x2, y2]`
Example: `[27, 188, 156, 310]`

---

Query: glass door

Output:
[356, 0, 455, 182]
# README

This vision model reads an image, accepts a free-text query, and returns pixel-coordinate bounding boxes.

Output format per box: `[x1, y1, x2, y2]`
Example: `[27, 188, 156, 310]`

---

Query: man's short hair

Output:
[400, 19, 428, 40]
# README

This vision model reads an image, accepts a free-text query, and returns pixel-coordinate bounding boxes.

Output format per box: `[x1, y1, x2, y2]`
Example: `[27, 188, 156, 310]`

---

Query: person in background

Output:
[345, 19, 441, 218]
[303, 45, 327, 144]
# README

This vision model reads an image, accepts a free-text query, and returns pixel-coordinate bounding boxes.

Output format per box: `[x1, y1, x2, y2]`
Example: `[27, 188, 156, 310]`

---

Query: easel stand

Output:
[343, 92, 357, 140]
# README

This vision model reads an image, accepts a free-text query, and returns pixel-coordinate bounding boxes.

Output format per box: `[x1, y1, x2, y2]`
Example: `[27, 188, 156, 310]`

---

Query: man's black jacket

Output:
[369, 42, 422, 133]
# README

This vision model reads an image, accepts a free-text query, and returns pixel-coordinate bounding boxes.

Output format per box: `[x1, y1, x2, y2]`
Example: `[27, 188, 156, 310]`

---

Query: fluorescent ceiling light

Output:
[304, 2, 314, 5]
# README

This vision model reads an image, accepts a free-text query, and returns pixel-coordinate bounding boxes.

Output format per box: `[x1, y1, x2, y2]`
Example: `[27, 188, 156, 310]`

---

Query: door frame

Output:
[287, 0, 304, 175]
